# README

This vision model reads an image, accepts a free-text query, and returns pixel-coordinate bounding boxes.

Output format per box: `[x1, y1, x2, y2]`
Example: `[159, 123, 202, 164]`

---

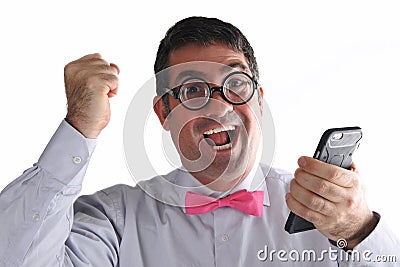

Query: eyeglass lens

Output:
[179, 72, 254, 109]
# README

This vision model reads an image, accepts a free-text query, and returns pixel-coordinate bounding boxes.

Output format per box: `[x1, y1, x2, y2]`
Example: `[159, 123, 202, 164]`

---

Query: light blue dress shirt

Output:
[0, 120, 399, 267]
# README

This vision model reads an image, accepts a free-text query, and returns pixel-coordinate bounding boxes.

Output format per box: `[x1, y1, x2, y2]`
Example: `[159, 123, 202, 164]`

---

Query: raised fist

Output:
[64, 53, 119, 138]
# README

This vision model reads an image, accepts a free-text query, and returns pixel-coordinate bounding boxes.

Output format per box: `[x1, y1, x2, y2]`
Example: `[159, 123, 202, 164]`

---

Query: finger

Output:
[109, 63, 120, 74]
[294, 168, 346, 203]
[108, 85, 119, 98]
[70, 53, 103, 65]
[298, 156, 356, 188]
[78, 53, 102, 60]
[286, 192, 326, 227]
[72, 54, 113, 70]
[290, 179, 337, 216]
[99, 73, 119, 92]
[83, 63, 119, 76]
[66, 57, 111, 77]
[88, 73, 119, 95]
[108, 90, 118, 98]
[350, 162, 359, 173]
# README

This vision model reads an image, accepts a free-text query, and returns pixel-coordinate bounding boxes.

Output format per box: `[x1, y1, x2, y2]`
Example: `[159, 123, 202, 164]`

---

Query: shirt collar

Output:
[138, 163, 270, 209]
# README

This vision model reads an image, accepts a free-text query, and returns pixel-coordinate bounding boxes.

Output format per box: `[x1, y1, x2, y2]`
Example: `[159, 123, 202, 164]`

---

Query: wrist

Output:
[345, 211, 379, 250]
[65, 116, 101, 139]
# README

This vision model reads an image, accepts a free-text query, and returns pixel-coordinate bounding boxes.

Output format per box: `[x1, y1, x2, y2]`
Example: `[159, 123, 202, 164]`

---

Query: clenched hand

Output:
[65, 53, 119, 138]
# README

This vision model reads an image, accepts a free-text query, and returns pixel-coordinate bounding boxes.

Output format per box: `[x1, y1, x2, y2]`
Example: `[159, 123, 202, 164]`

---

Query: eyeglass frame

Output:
[164, 71, 258, 110]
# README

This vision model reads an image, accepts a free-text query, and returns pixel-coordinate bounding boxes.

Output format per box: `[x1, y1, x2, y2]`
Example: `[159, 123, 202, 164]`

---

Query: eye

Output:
[224, 73, 254, 103]
[187, 85, 201, 95]
[181, 81, 208, 100]
[227, 78, 245, 88]
[226, 76, 250, 92]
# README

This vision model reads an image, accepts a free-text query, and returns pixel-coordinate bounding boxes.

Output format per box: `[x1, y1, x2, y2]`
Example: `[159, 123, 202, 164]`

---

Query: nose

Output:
[202, 90, 233, 117]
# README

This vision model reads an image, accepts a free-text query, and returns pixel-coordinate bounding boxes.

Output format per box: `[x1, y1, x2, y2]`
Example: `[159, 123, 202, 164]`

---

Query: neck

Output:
[190, 162, 257, 192]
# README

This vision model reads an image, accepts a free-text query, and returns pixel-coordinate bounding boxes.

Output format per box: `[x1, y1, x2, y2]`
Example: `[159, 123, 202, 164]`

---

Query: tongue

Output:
[205, 131, 230, 146]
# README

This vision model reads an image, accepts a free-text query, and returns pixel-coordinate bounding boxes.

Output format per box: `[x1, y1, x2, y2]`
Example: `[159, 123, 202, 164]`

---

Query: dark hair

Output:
[154, 16, 259, 111]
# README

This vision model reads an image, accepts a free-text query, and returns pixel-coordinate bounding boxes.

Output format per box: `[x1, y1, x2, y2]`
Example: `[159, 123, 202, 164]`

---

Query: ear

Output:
[259, 85, 264, 97]
[153, 96, 170, 131]
[258, 85, 264, 114]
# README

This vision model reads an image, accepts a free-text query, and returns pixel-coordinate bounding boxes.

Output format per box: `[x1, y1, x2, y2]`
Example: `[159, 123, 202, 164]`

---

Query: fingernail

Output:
[298, 157, 307, 167]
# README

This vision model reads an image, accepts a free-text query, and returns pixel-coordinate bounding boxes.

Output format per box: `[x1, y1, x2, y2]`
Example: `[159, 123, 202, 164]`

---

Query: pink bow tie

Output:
[185, 189, 264, 216]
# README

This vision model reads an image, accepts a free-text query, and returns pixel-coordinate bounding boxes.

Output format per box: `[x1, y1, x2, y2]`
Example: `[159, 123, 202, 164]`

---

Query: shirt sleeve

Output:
[0, 120, 105, 266]
[336, 212, 400, 266]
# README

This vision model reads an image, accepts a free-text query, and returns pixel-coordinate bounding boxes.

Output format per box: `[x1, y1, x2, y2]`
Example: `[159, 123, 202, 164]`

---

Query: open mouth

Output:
[203, 125, 237, 151]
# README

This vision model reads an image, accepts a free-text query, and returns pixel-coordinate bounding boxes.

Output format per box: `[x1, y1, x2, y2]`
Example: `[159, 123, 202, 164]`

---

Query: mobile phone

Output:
[284, 126, 362, 234]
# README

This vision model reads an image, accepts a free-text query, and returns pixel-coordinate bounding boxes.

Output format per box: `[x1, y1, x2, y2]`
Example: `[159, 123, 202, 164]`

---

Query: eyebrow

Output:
[221, 62, 249, 73]
[175, 70, 205, 85]
[174, 62, 250, 85]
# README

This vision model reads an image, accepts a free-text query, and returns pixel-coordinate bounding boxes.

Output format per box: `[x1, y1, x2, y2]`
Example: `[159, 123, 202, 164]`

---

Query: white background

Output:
[1, 0, 399, 238]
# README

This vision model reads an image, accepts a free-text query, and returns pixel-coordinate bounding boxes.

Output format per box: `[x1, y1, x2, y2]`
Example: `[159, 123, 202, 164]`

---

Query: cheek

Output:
[250, 114, 263, 144]
[169, 119, 197, 148]
[167, 103, 204, 146]
[173, 123, 203, 161]
[242, 120, 261, 147]
[237, 104, 262, 134]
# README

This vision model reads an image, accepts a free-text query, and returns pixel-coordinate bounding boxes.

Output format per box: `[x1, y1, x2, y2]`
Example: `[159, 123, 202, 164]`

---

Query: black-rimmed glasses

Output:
[165, 71, 257, 110]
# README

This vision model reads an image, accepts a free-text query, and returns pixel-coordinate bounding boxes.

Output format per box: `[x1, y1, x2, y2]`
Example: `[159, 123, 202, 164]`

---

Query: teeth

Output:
[203, 125, 235, 135]
[213, 143, 232, 151]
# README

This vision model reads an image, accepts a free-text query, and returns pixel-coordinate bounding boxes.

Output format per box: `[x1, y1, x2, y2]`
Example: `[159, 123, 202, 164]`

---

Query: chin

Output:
[207, 156, 249, 181]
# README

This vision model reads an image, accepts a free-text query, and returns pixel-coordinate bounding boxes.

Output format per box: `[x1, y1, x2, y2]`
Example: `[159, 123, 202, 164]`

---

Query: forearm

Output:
[0, 120, 95, 266]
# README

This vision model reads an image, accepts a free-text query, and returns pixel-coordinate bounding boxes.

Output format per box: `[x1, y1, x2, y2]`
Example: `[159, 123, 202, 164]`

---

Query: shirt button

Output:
[33, 212, 40, 222]
[221, 234, 229, 242]
[72, 156, 82, 164]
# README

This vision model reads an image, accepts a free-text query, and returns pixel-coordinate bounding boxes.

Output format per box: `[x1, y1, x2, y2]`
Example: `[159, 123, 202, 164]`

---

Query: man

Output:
[0, 16, 399, 266]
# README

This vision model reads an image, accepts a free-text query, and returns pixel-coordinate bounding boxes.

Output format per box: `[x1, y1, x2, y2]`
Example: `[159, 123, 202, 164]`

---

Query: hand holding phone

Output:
[284, 127, 362, 234]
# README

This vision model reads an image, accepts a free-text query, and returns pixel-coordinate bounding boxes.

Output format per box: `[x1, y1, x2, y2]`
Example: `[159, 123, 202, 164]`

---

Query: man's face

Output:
[154, 44, 263, 191]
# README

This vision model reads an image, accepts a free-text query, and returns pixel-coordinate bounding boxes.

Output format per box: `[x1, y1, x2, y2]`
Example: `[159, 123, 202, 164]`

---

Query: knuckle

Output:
[96, 64, 112, 72]
[345, 195, 357, 209]
[323, 202, 336, 217]
[289, 179, 297, 192]
[64, 63, 70, 73]
[305, 210, 317, 222]
[310, 197, 325, 212]
[313, 216, 324, 227]
[330, 169, 354, 186]
[344, 171, 354, 182]
[294, 169, 307, 185]
[351, 176, 360, 188]
[286, 196, 295, 210]
[99, 74, 119, 87]
[108, 73, 119, 82]
[318, 181, 330, 195]
[305, 210, 324, 226]
[98, 72, 117, 80]
[294, 168, 302, 178]
[331, 169, 343, 181]
[92, 52, 102, 58]
[64, 62, 76, 76]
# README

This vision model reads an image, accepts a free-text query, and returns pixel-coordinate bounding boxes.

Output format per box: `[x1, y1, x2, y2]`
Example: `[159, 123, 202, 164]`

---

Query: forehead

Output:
[167, 44, 250, 86]
[169, 43, 248, 65]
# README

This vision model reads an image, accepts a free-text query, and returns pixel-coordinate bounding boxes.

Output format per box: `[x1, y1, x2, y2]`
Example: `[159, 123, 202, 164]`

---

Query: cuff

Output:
[37, 119, 97, 184]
